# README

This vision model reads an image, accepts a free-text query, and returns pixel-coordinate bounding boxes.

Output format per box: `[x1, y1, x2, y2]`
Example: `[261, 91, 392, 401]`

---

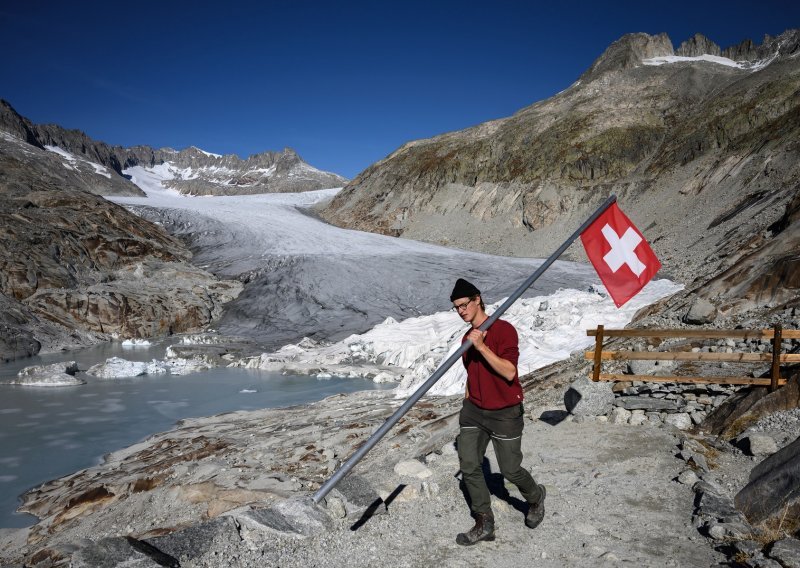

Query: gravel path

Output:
[176, 410, 726, 567]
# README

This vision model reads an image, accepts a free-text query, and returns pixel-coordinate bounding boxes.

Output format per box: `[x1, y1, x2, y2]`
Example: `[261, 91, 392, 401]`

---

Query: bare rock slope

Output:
[320, 30, 800, 315]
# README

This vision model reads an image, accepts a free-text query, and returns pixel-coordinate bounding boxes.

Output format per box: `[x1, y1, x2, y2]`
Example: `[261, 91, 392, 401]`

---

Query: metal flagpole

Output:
[312, 194, 618, 504]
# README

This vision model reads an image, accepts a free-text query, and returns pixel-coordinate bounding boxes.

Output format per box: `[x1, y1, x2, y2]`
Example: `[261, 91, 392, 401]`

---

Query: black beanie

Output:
[450, 278, 481, 302]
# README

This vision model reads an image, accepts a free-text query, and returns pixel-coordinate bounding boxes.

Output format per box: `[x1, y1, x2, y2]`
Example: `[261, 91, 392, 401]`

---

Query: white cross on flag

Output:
[580, 202, 661, 307]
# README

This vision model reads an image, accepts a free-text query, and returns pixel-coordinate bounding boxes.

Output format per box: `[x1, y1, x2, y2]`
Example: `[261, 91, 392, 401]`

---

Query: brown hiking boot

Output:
[456, 511, 495, 546]
[525, 485, 546, 529]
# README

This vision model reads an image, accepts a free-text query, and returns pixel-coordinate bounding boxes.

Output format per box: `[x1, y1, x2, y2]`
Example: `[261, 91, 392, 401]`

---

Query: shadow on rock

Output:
[350, 484, 406, 531]
[539, 409, 569, 425]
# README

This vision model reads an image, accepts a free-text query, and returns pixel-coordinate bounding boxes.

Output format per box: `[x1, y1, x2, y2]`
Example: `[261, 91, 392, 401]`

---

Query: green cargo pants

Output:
[457, 399, 544, 514]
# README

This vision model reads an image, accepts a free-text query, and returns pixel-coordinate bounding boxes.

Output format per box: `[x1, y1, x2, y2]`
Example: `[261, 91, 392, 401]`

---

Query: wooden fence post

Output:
[592, 325, 604, 382]
[771, 324, 783, 392]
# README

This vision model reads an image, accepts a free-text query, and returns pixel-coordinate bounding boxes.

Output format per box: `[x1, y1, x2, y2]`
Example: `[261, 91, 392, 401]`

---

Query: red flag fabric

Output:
[580, 202, 661, 308]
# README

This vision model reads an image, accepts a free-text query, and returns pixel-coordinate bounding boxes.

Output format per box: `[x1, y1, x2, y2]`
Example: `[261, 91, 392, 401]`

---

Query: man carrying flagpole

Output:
[449, 278, 547, 546]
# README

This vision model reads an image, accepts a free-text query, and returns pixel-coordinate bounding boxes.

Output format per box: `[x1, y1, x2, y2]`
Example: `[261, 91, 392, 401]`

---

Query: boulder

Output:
[233, 498, 333, 538]
[677, 469, 699, 485]
[683, 297, 717, 325]
[327, 474, 385, 519]
[735, 435, 800, 524]
[7, 361, 85, 387]
[629, 410, 647, 426]
[701, 374, 800, 438]
[564, 376, 614, 416]
[769, 538, 800, 568]
[737, 434, 779, 457]
[609, 406, 632, 424]
[664, 413, 693, 430]
[394, 459, 433, 479]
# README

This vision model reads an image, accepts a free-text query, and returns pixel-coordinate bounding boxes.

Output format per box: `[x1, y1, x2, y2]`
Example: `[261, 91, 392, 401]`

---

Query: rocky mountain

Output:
[0, 99, 348, 196]
[320, 29, 800, 316]
[0, 128, 242, 360]
[0, 101, 144, 197]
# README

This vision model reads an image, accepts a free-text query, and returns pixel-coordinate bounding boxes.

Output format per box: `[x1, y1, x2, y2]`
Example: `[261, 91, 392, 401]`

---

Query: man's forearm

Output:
[475, 345, 516, 382]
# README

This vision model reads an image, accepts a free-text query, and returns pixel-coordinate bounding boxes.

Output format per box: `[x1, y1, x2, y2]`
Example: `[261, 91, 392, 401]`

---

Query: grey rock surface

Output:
[1, 371, 729, 567]
[564, 375, 615, 416]
[71, 537, 173, 568]
[618, 396, 682, 412]
[236, 498, 333, 537]
[769, 538, 800, 568]
[628, 359, 677, 376]
[664, 413, 693, 430]
[684, 297, 718, 325]
[146, 517, 240, 564]
[676, 33, 722, 57]
[735, 435, 800, 524]
[327, 474, 385, 519]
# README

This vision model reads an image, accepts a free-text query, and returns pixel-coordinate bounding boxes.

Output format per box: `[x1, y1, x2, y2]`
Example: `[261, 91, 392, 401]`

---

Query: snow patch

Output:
[45, 145, 76, 161]
[245, 279, 682, 396]
[88, 357, 168, 378]
[193, 146, 223, 158]
[121, 338, 152, 347]
[642, 54, 776, 71]
[45, 145, 113, 177]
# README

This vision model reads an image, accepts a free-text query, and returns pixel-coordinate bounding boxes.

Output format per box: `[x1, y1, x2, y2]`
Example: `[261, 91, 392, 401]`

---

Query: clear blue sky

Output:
[1, 1, 797, 178]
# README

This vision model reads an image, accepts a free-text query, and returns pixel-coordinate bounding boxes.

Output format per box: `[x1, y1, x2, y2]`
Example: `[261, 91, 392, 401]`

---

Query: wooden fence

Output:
[584, 325, 800, 392]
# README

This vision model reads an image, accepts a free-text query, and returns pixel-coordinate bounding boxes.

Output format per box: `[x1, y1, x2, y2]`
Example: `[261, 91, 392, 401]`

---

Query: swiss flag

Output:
[580, 202, 661, 308]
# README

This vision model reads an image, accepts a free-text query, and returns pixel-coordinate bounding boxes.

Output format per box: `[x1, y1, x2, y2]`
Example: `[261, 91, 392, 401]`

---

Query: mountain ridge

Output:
[0, 99, 348, 195]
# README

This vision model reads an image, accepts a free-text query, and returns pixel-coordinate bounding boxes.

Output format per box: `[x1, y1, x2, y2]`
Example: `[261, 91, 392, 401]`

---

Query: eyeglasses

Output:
[451, 298, 475, 312]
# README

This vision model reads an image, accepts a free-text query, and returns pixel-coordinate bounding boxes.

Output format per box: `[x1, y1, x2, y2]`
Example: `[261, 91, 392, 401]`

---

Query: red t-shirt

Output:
[461, 318, 523, 410]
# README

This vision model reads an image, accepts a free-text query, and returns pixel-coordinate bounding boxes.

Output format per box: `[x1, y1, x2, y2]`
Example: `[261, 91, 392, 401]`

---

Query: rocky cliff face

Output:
[0, 99, 348, 196]
[320, 29, 800, 315]
[0, 131, 242, 360]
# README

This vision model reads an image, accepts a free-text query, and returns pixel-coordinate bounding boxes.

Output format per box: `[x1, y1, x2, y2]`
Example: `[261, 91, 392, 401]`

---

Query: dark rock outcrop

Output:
[722, 30, 800, 62]
[676, 34, 721, 57]
[698, 374, 800, 439]
[735, 435, 800, 525]
[0, 99, 43, 149]
[580, 32, 673, 81]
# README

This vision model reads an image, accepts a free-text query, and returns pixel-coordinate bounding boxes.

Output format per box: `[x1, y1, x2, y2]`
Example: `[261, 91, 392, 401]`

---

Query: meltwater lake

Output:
[0, 341, 393, 528]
